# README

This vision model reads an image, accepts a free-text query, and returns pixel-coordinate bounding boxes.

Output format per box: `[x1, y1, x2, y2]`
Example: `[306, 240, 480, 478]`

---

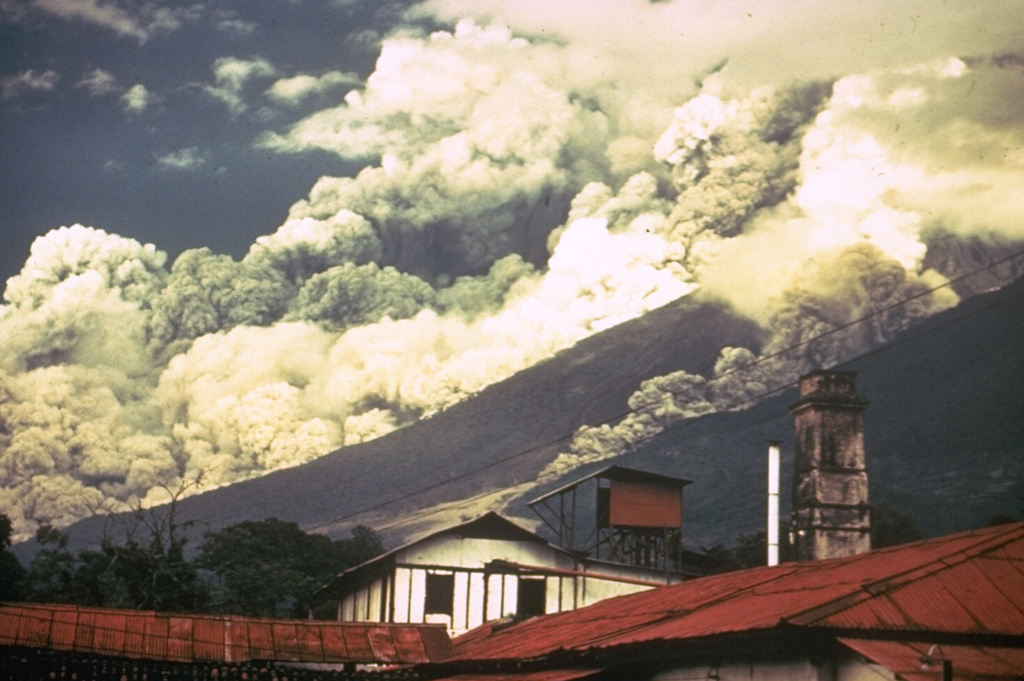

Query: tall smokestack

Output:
[767, 440, 781, 567]
[789, 370, 871, 561]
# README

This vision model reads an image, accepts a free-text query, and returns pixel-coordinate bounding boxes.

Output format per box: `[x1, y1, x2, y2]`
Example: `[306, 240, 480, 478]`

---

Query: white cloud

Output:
[30, 0, 202, 42]
[1, 69, 59, 99]
[264, 71, 359, 105]
[75, 67, 118, 95]
[156, 147, 210, 171]
[120, 83, 154, 115]
[413, 0, 1024, 88]
[204, 57, 278, 114]
[211, 8, 257, 36]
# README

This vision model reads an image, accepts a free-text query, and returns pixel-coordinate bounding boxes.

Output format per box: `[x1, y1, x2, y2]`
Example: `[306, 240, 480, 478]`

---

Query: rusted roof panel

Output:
[247, 618, 274, 659]
[0, 603, 451, 664]
[167, 615, 193, 661]
[449, 522, 1024, 663]
[50, 608, 77, 651]
[421, 625, 456, 663]
[223, 618, 249, 662]
[341, 621, 374, 659]
[271, 622, 300, 661]
[19, 605, 52, 647]
[95, 611, 127, 656]
[319, 622, 349, 660]
[74, 611, 96, 650]
[877, 577, 980, 630]
[432, 670, 603, 681]
[369, 625, 399, 661]
[934, 559, 1024, 632]
[298, 623, 325, 662]
[192, 617, 224, 661]
[144, 614, 169, 660]
[393, 624, 428, 661]
[123, 611, 147, 657]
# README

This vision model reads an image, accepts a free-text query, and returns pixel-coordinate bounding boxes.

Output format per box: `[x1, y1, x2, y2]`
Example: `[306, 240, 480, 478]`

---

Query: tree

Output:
[699, 530, 774, 575]
[23, 482, 208, 611]
[0, 512, 25, 600]
[24, 525, 78, 603]
[871, 502, 922, 549]
[197, 519, 383, 618]
[96, 482, 208, 611]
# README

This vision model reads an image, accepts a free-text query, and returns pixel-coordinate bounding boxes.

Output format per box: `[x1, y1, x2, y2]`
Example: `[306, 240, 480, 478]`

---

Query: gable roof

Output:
[316, 512, 569, 600]
[0, 602, 452, 665]
[446, 521, 1024, 663]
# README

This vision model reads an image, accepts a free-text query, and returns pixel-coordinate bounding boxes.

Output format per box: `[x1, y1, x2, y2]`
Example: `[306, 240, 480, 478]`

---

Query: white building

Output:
[316, 512, 681, 636]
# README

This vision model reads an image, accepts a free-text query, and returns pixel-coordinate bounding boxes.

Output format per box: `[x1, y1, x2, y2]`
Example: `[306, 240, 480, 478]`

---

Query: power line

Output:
[308, 247, 1024, 531]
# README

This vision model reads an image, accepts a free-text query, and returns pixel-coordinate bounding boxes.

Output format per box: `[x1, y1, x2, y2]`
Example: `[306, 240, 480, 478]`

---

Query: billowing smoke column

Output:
[2, 15, 1024, 539]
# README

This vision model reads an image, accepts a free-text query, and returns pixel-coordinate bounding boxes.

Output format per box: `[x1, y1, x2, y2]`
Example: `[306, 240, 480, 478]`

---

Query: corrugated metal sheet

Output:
[448, 522, 1024, 662]
[0, 603, 451, 664]
[840, 639, 1024, 681]
[431, 670, 603, 681]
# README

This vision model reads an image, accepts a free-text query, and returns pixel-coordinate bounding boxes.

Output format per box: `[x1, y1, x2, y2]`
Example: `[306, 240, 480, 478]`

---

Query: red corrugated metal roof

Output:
[431, 670, 603, 681]
[448, 521, 1024, 662]
[840, 639, 1024, 681]
[0, 603, 451, 664]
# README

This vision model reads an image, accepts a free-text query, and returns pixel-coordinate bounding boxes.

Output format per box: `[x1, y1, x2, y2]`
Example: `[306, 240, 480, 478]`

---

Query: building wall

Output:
[337, 535, 662, 636]
[649, 651, 897, 681]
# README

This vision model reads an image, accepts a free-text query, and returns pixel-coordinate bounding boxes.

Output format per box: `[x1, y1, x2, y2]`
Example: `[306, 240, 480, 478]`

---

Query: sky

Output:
[1, 0, 1023, 540]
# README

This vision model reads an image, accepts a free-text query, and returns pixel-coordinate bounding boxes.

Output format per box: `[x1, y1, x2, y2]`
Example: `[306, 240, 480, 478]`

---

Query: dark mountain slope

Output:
[53, 294, 764, 550]
[507, 274, 1024, 547]
[49, 275, 1023, 556]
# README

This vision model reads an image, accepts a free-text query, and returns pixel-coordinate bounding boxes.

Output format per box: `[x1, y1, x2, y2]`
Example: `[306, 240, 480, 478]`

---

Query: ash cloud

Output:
[3, 10, 1024, 539]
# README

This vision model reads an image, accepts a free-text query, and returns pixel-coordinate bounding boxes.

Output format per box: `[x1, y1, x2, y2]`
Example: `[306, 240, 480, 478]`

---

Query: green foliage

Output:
[197, 519, 382, 618]
[97, 511, 208, 611]
[871, 502, 923, 548]
[0, 512, 25, 600]
[24, 526, 78, 603]
[18, 508, 381, 617]
[21, 482, 209, 611]
[23, 505, 209, 611]
[699, 530, 770, 574]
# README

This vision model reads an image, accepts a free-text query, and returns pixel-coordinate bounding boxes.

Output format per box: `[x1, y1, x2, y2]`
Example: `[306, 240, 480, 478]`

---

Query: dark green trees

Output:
[0, 513, 25, 600]
[197, 519, 382, 618]
[8, 507, 382, 618]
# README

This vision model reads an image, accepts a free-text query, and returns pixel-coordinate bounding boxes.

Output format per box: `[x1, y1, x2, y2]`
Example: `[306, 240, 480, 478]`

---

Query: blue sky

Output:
[1, 0, 411, 286]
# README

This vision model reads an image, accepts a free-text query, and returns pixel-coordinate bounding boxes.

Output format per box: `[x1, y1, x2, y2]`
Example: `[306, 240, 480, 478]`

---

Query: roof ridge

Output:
[573, 566, 810, 650]
[785, 522, 1024, 627]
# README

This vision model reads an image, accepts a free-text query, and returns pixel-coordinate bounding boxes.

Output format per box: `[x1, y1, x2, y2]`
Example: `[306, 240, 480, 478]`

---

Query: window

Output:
[424, 572, 454, 617]
[517, 578, 546, 618]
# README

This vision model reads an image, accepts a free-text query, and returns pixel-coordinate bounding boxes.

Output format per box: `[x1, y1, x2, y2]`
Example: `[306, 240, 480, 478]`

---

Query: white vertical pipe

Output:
[767, 441, 781, 566]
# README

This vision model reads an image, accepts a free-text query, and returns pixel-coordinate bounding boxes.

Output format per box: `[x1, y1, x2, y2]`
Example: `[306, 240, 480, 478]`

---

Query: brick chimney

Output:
[789, 370, 871, 561]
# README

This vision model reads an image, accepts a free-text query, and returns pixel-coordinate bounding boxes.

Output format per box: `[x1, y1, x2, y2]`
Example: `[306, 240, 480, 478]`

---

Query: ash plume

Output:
[2, 9, 1024, 540]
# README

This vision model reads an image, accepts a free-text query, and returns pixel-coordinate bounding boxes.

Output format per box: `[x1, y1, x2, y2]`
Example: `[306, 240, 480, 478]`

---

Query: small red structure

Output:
[528, 466, 692, 575]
